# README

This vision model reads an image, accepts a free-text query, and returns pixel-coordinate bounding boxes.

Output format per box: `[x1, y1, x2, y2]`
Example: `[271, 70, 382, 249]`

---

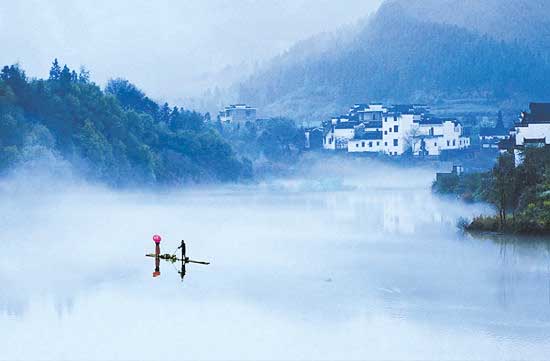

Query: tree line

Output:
[0, 60, 252, 186]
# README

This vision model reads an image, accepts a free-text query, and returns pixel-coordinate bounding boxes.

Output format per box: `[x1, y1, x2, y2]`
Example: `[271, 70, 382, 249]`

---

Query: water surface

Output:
[1, 162, 550, 360]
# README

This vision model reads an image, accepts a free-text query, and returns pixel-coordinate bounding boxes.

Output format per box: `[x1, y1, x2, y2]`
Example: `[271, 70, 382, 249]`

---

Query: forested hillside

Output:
[0, 61, 252, 186]
[391, 0, 550, 59]
[238, 1, 550, 121]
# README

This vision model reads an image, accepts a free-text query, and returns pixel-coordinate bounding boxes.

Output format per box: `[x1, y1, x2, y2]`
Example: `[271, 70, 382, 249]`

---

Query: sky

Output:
[0, 0, 383, 104]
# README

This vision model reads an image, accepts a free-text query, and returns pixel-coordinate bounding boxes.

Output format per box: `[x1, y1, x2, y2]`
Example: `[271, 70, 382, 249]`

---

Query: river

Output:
[1, 160, 550, 360]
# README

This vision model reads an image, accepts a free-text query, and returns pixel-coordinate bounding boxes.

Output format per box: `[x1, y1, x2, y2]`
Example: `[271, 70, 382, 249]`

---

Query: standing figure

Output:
[153, 235, 162, 277]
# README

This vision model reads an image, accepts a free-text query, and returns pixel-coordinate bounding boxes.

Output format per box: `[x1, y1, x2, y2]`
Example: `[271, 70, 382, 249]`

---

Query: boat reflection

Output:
[146, 239, 209, 282]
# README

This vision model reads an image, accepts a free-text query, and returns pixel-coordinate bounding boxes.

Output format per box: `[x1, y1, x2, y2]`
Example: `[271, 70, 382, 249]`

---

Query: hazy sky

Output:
[0, 0, 382, 103]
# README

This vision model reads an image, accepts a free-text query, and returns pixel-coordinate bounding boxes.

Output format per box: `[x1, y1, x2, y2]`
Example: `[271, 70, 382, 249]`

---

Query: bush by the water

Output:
[436, 147, 550, 234]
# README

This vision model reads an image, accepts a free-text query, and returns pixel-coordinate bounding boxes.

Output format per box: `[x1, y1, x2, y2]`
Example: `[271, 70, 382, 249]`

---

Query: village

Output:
[217, 102, 550, 167]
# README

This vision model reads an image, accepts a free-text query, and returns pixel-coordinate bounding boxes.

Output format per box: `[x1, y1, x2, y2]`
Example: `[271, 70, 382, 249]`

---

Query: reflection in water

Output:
[474, 232, 550, 308]
[147, 240, 209, 283]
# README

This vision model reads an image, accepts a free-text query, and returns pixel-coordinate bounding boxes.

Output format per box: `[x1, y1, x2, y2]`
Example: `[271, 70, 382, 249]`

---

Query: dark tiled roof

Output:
[365, 121, 383, 129]
[355, 131, 383, 140]
[335, 122, 360, 129]
[524, 138, 546, 144]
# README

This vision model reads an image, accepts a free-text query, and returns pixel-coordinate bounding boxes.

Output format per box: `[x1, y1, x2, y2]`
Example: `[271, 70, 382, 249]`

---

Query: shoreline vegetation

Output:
[434, 147, 550, 235]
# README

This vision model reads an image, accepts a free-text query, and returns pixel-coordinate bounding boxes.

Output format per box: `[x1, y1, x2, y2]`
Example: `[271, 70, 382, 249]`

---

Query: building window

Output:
[389, 128, 392, 133]
[434, 142, 437, 147]
[362, 142, 365, 147]
[394, 116, 397, 122]
[377, 142, 380, 146]
[447, 140, 450, 146]
[369, 142, 373, 148]
[384, 131, 387, 135]
[453, 140, 456, 146]
[384, 142, 388, 146]
[393, 139, 398, 147]
[356, 144, 359, 148]
[394, 125, 399, 133]
[384, 118, 388, 122]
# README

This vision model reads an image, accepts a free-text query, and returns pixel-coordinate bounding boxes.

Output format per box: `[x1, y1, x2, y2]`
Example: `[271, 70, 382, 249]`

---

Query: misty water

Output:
[2, 159, 550, 360]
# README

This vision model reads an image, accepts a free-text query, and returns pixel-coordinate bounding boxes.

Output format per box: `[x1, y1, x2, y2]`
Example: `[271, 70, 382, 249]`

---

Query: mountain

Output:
[237, 0, 550, 122]
[391, 0, 550, 58]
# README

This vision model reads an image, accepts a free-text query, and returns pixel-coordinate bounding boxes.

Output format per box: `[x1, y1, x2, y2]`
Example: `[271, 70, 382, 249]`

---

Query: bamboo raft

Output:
[146, 253, 210, 265]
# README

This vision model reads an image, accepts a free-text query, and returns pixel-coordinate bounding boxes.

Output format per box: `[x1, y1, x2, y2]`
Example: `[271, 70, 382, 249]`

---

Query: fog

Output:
[2, 158, 550, 360]
[0, 0, 382, 103]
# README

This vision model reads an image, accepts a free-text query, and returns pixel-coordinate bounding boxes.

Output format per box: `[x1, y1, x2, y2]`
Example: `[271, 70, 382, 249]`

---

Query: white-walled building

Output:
[328, 103, 469, 156]
[218, 104, 257, 125]
[323, 121, 358, 150]
[348, 131, 384, 153]
[412, 118, 470, 156]
[511, 103, 550, 165]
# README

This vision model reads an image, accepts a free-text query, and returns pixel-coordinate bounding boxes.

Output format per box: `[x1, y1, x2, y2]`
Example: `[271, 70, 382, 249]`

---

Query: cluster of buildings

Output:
[216, 101, 550, 165]
[314, 103, 471, 156]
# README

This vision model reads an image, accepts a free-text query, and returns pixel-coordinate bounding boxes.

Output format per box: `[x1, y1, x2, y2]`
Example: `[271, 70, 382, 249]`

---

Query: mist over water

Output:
[1, 158, 550, 360]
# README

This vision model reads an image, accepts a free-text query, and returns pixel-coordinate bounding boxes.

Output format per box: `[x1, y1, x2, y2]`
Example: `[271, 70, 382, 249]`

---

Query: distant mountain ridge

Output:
[390, 0, 550, 58]
[237, 0, 550, 122]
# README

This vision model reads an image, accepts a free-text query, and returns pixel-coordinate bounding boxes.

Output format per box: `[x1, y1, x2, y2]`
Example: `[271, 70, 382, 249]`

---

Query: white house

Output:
[348, 131, 384, 153]
[412, 118, 470, 156]
[321, 103, 470, 156]
[511, 103, 550, 165]
[381, 112, 418, 156]
[218, 104, 257, 124]
[323, 121, 358, 150]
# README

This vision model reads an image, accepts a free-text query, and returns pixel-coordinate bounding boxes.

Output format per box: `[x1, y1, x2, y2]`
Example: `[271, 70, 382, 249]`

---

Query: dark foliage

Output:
[435, 146, 550, 234]
[0, 61, 251, 185]
[219, 117, 305, 164]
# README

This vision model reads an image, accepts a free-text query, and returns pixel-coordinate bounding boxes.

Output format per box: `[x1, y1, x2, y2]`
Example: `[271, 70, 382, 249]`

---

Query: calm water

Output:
[2, 162, 550, 360]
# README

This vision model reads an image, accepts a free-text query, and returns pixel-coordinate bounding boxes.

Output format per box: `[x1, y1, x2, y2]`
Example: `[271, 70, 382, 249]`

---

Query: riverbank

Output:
[435, 146, 550, 236]
[464, 213, 550, 235]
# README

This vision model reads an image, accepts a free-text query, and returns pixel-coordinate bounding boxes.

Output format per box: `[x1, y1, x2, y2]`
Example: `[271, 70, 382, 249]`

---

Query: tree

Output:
[496, 110, 504, 130]
[105, 78, 158, 116]
[78, 66, 90, 84]
[59, 65, 72, 88]
[489, 153, 516, 227]
[159, 102, 171, 124]
[49, 58, 61, 80]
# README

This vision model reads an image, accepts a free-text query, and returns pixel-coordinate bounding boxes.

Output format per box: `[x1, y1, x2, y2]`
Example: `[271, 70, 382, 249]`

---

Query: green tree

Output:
[49, 58, 61, 80]
[488, 153, 516, 227]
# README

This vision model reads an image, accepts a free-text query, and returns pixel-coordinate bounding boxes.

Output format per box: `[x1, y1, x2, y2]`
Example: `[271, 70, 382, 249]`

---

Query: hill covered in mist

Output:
[237, 0, 550, 121]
